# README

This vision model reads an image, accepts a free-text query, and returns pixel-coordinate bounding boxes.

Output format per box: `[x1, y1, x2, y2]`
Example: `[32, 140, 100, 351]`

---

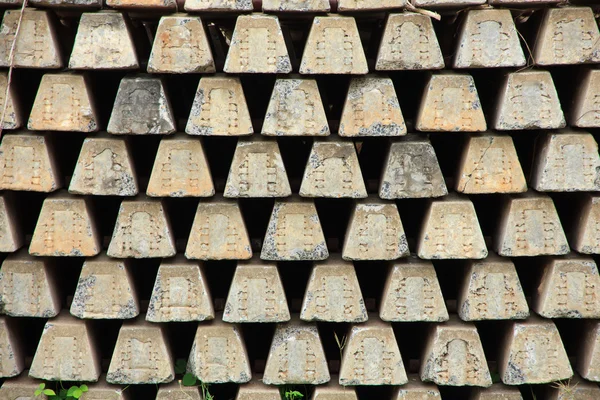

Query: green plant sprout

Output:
[334, 331, 347, 362]
[175, 358, 214, 400]
[34, 382, 88, 400]
[283, 389, 304, 400]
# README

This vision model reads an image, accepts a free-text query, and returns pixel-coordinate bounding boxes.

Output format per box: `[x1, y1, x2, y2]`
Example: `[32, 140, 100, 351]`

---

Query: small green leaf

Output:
[175, 359, 187, 374]
[42, 389, 56, 396]
[38, 383, 46, 390]
[182, 373, 197, 386]
[34, 390, 42, 396]
[73, 388, 83, 399]
[67, 387, 77, 396]
[79, 385, 88, 392]
[59, 388, 68, 398]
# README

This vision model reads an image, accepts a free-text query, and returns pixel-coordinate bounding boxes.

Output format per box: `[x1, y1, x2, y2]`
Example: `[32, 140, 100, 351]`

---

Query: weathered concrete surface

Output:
[499, 316, 573, 385]
[224, 138, 291, 198]
[531, 132, 600, 192]
[489, 0, 560, 3]
[412, 0, 485, 6]
[148, 15, 215, 74]
[376, 13, 444, 71]
[28, 0, 102, 6]
[186, 76, 253, 136]
[458, 256, 529, 321]
[456, 135, 527, 194]
[339, 76, 406, 137]
[380, 258, 448, 322]
[578, 321, 600, 381]
[393, 375, 440, 400]
[312, 378, 358, 400]
[571, 69, 600, 128]
[0, 9, 62, 69]
[0, 72, 21, 130]
[571, 195, 600, 254]
[454, 9, 525, 69]
[0, 252, 59, 318]
[421, 317, 492, 387]
[300, 257, 367, 323]
[342, 198, 409, 261]
[417, 195, 488, 260]
[30, 313, 101, 382]
[534, 7, 600, 66]
[300, 16, 368, 75]
[460, 256, 529, 321]
[83, 379, 128, 400]
[107, 0, 176, 8]
[416, 73, 486, 132]
[224, 260, 290, 323]
[187, 319, 251, 383]
[260, 198, 328, 261]
[107, 318, 174, 384]
[340, 317, 407, 385]
[28, 73, 98, 132]
[147, 135, 214, 197]
[186, 199, 252, 260]
[155, 381, 201, 400]
[0, 133, 61, 192]
[263, 0, 330, 11]
[69, 136, 138, 196]
[262, 79, 330, 136]
[70, 255, 139, 320]
[379, 139, 447, 199]
[147, 258, 214, 322]
[108, 76, 176, 135]
[224, 14, 291, 74]
[546, 374, 600, 400]
[29, 193, 100, 257]
[494, 71, 566, 130]
[470, 384, 523, 400]
[300, 140, 367, 198]
[69, 12, 139, 70]
[263, 318, 330, 385]
[107, 198, 176, 259]
[0, 316, 23, 378]
[338, 0, 405, 11]
[534, 256, 600, 319]
[0, 194, 22, 252]
[184, 0, 253, 11]
[236, 377, 281, 400]
[0, 374, 50, 399]
[495, 192, 569, 257]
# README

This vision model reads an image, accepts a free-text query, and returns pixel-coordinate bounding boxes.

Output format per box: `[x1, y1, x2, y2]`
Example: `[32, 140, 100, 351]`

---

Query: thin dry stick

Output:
[0, 0, 28, 138]
[404, 2, 442, 21]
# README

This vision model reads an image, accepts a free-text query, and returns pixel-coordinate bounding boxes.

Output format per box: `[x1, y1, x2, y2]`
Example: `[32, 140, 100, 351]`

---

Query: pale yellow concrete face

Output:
[412, 0, 485, 6]
[224, 14, 291, 74]
[224, 262, 290, 323]
[262, 79, 330, 137]
[81, 379, 128, 400]
[392, 375, 441, 400]
[571, 195, 600, 254]
[416, 74, 486, 132]
[0, 72, 22, 130]
[454, 9, 525, 69]
[0, 9, 62, 69]
[107, 76, 176, 135]
[300, 16, 368, 75]
[69, 12, 139, 70]
[578, 322, 600, 381]
[28, 73, 98, 132]
[376, 13, 444, 71]
[186, 77, 253, 136]
[571, 69, 600, 128]
[236, 378, 281, 400]
[187, 319, 251, 384]
[300, 258, 367, 323]
[0, 374, 50, 400]
[456, 135, 527, 194]
[155, 382, 201, 400]
[29, 194, 101, 257]
[184, 0, 253, 11]
[470, 384, 523, 400]
[380, 259, 449, 322]
[263, 0, 330, 11]
[0, 316, 23, 378]
[70, 256, 139, 320]
[186, 200, 252, 260]
[338, 0, 405, 10]
[420, 317, 492, 387]
[0, 253, 60, 318]
[107, 0, 176, 8]
[263, 319, 330, 385]
[534, 7, 600, 66]
[500, 316, 573, 385]
[494, 71, 566, 131]
[70, 136, 138, 197]
[30, 313, 101, 382]
[339, 318, 408, 386]
[148, 15, 215, 74]
[147, 259, 214, 322]
[339, 76, 406, 137]
[312, 378, 358, 400]
[0, 194, 23, 252]
[107, 318, 174, 384]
